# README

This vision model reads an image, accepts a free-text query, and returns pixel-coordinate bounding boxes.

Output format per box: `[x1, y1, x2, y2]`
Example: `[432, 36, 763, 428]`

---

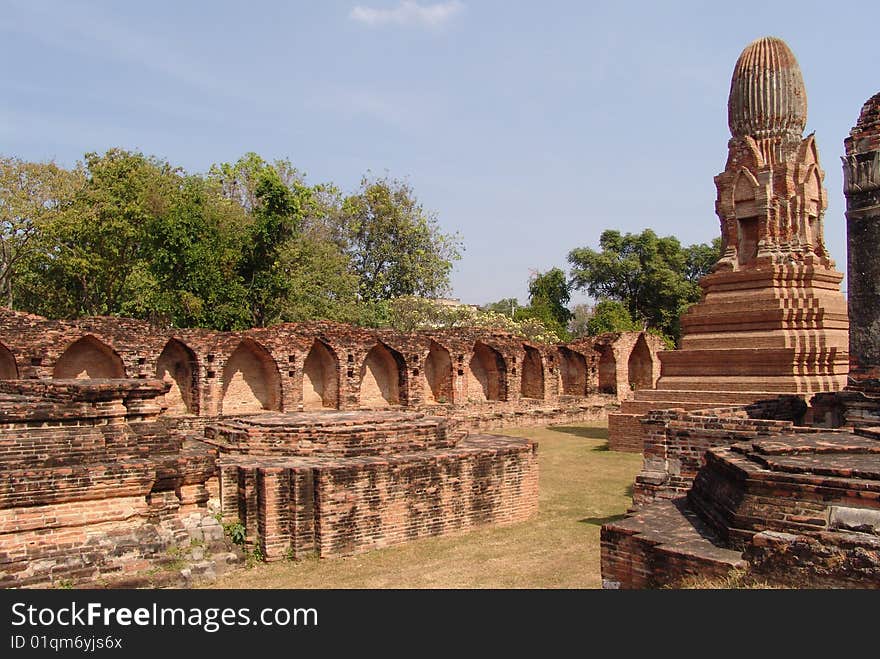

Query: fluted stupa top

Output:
[728, 36, 807, 140]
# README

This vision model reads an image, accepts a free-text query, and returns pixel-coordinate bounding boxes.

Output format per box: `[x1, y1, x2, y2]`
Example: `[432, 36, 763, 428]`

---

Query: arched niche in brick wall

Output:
[302, 339, 339, 410]
[53, 335, 126, 379]
[558, 346, 587, 396]
[627, 334, 654, 391]
[221, 339, 282, 414]
[597, 345, 617, 394]
[0, 343, 18, 379]
[359, 342, 405, 407]
[468, 342, 507, 402]
[423, 340, 453, 405]
[520, 345, 545, 399]
[157, 339, 198, 415]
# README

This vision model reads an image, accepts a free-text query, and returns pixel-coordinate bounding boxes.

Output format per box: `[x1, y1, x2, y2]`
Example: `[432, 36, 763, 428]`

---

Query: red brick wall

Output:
[0, 380, 218, 587]
[607, 413, 647, 452]
[221, 437, 538, 560]
[600, 514, 742, 589]
[0, 308, 658, 417]
[631, 405, 802, 507]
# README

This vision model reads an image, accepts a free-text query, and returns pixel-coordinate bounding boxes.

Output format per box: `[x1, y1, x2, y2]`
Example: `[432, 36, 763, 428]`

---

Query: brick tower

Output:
[608, 37, 849, 451]
[657, 36, 849, 394]
[843, 92, 880, 381]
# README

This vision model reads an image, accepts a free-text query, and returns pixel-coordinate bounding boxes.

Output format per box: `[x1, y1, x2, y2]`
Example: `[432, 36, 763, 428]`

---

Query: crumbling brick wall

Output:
[0, 309, 656, 423]
[0, 380, 218, 587]
[568, 332, 663, 401]
[218, 434, 538, 561]
[632, 399, 810, 507]
[0, 310, 653, 587]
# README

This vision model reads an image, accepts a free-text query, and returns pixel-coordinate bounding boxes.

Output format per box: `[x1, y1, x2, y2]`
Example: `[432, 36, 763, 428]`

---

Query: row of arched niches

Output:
[0, 314, 659, 416]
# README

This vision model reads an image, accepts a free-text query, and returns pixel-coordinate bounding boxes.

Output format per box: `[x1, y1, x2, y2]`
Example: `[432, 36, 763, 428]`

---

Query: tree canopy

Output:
[3, 150, 722, 347]
[510, 268, 573, 340]
[342, 175, 462, 302]
[568, 229, 721, 344]
[2, 150, 462, 332]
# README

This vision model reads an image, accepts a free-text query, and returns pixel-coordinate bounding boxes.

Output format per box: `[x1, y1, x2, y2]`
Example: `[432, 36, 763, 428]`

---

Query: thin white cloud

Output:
[349, 1, 464, 29]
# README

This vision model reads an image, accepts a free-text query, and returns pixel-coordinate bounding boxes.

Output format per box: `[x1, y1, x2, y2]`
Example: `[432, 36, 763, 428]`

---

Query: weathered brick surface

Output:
[601, 48, 880, 591]
[220, 434, 538, 560]
[603, 398, 880, 588]
[630, 399, 810, 506]
[844, 92, 880, 382]
[204, 411, 467, 457]
[607, 412, 647, 453]
[0, 380, 221, 587]
[0, 309, 660, 414]
[607, 41, 848, 455]
[3, 310, 641, 586]
[600, 498, 746, 589]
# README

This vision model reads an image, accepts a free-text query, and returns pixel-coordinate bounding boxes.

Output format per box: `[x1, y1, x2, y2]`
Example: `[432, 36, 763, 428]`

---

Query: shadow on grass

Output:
[625, 483, 634, 499]
[579, 513, 627, 526]
[551, 425, 609, 441]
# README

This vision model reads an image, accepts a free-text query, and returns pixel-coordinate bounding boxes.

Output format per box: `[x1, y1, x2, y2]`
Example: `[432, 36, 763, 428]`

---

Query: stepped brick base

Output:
[600, 499, 746, 589]
[602, 399, 880, 589]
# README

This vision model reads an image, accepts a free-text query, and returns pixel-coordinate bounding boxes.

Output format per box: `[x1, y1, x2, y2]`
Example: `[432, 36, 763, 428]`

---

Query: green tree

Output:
[0, 157, 83, 308]
[684, 238, 723, 283]
[210, 153, 319, 326]
[341, 175, 462, 302]
[568, 229, 721, 343]
[519, 268, 572, 337]
[14, 150, 260, 329]
[272, 230, 360, 323]
[16, 149, 180, 318]
[483, 297, 520, 318]
[6, 152, 467, 333]
[586, 300, 641, 335]
[139, 175, 252, 329]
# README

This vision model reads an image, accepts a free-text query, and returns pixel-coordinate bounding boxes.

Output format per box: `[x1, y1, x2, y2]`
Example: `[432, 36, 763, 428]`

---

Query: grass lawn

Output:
[203, 421, 641, 589]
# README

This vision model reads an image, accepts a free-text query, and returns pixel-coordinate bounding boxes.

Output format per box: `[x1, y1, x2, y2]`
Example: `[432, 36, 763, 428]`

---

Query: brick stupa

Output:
[609, 37, 849, 451]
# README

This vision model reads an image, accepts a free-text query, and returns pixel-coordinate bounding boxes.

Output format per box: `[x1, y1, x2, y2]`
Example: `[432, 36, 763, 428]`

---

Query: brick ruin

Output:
[600, 40, 880, 589]
[0, 310, 659, 419]
[601, 402, 880, 588]
[608, 36, 849, 453]
[843, 91, 880, 382]
[0, 305, 661, 587]
[0, 379, 225, 588]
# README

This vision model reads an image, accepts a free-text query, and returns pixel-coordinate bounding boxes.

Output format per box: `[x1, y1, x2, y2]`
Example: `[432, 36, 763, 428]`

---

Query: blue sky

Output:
[2, 1, 877, 305]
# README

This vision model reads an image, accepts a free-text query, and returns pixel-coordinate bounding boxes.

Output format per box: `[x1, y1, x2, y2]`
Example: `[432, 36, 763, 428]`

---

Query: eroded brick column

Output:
[219, 466, 239, 521]
[290, 468, 317, 558]
[844, 92, 880, 381]
[257, 468, 291, 560]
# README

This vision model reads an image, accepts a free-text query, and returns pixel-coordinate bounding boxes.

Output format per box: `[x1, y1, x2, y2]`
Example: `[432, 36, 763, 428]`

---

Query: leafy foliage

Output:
[0, 157, 83, 308]
[386, 296, 562, 344]
[222, 519, 247, 546]
[341, 175, 462, 302]
[568, 229, 721, 344]
[585, 300, 641, 335]
[513, 268, 572, 340]
[3, 151, 463, 333]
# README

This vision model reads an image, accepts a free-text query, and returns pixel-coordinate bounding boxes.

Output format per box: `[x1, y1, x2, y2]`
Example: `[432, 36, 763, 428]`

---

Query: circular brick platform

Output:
[204, 410, 468, 457]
